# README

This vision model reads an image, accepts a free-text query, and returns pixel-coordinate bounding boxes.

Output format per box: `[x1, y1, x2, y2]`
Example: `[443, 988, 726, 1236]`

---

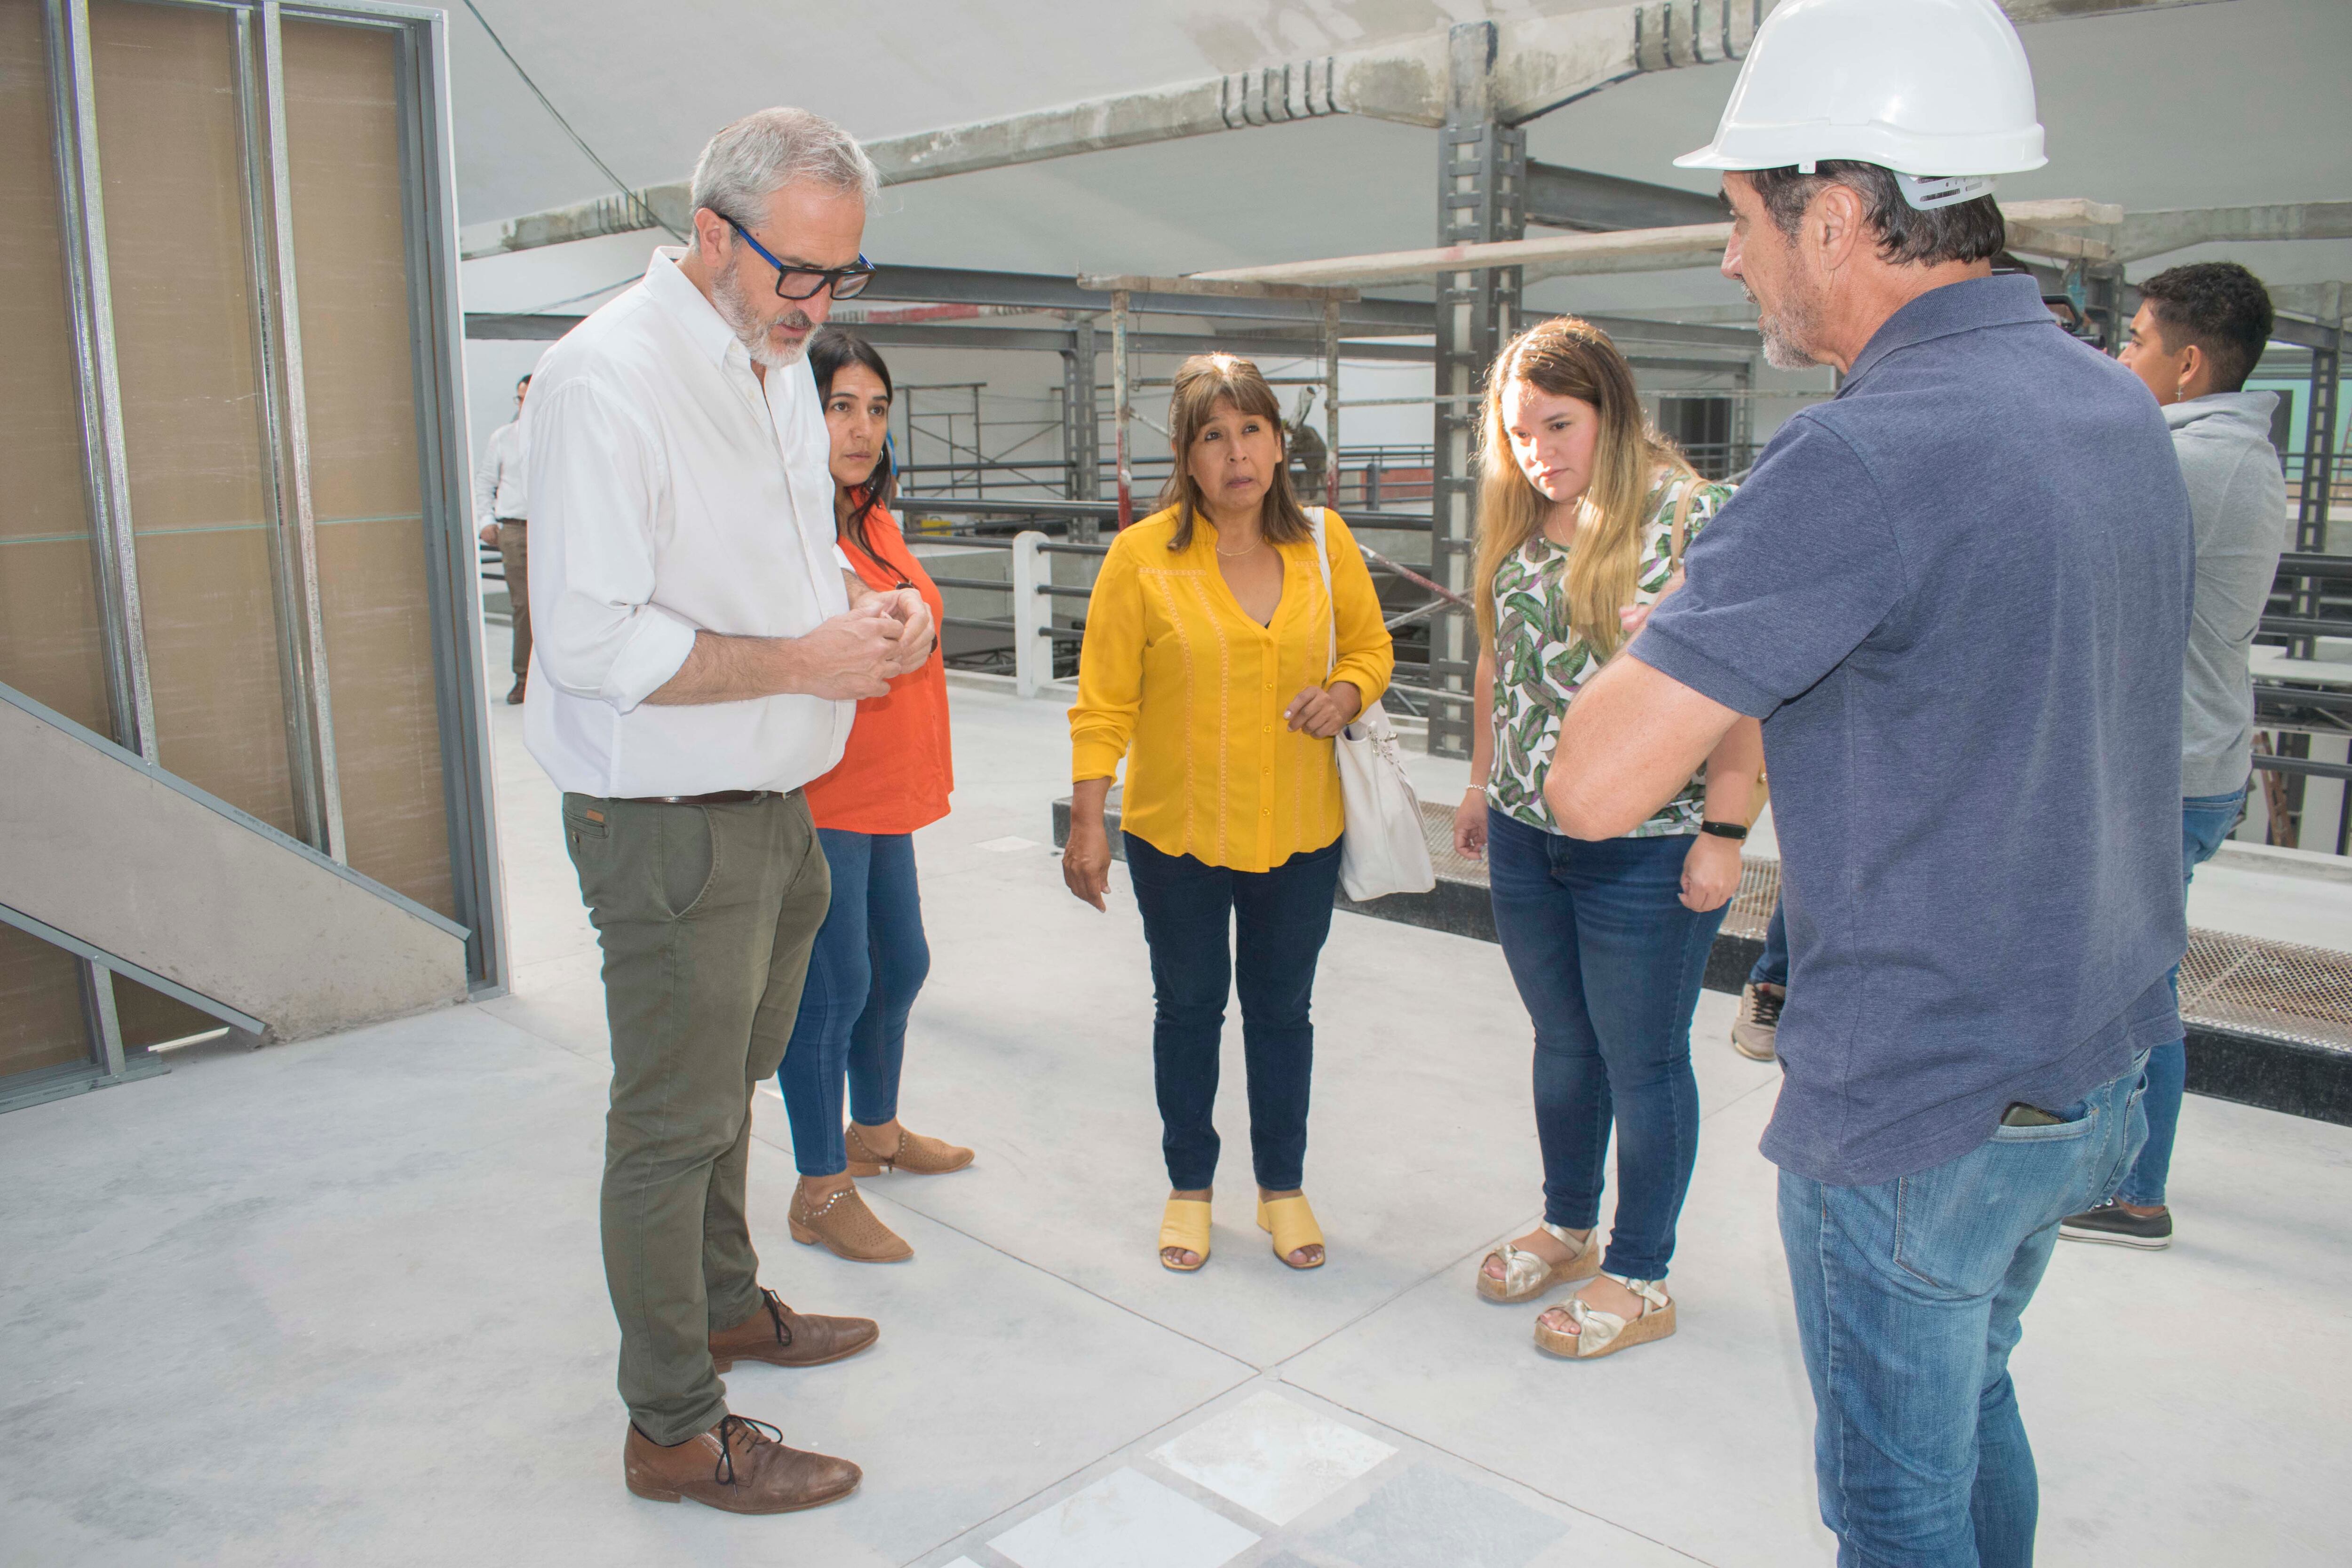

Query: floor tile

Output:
[1299, 1463, 1565, 1568]
[990, 1467, 1260, 1568]
[1150, 1388, 1397, 1525]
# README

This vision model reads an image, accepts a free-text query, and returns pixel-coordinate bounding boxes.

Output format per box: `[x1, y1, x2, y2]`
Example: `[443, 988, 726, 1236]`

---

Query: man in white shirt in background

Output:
[473, 373, 532, 704]
[524, 107, 930, 1517]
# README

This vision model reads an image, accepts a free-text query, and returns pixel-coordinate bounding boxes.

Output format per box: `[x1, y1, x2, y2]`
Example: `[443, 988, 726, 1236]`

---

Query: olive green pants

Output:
[562, 789, 830, 1444]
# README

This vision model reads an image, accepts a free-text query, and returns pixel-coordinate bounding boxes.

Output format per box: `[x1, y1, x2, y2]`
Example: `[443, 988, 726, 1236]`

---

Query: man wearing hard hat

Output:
[1542, 1, 2192, 1563]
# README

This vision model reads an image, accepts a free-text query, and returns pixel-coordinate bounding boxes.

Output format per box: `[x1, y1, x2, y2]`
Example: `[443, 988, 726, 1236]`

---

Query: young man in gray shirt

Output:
[2062, 262, 2291, 1250]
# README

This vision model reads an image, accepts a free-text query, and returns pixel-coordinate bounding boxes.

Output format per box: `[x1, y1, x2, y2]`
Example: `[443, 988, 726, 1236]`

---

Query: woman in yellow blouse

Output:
[1063, 352, 1394, 1274]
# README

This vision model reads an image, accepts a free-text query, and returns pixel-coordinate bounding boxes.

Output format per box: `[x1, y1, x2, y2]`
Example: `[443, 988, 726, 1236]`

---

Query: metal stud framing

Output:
[44, 0, 155, 760]
[2289, 318, 2342, 659]
[1427, 20, 1524, 758]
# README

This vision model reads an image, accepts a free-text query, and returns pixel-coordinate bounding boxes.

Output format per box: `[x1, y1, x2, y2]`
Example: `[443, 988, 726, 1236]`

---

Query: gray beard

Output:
[1750, 279, 1827, 370]
[713, 267, 812, 369]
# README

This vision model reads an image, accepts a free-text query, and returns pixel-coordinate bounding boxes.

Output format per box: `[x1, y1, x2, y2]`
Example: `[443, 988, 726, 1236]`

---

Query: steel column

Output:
[257, 1, 346, 861]
[1427, 20, 1523, 757]
[1062, 317, 1100, 504]
[1323, 299, 1342, 510]
[2290, 313, 2341, 658]
[44, 0, 155, 759]
[1112, 290, 1134, 528]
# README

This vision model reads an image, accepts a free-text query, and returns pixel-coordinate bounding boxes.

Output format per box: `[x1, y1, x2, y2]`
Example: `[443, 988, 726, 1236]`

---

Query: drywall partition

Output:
[0, 690, 470, 1041]
[0, 0, 502, 1109]
[283, 16, 454, 918]
[0, 2, 110, 739]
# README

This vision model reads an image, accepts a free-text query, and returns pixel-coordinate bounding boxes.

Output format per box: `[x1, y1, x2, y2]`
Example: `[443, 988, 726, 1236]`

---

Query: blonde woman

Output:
[1449, 318, 1763, 1360]
[1063, 353, 1394, 1274]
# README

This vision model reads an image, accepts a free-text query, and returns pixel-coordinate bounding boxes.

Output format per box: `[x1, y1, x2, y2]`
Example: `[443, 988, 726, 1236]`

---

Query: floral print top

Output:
[1484, 472, 1735, 837]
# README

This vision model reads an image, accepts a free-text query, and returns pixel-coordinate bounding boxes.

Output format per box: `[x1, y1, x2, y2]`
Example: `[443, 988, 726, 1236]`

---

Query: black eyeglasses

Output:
[718, 214, 875, 301]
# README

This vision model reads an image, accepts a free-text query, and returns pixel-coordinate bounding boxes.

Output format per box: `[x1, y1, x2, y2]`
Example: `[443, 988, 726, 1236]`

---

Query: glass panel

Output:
[0, 0, 113, 733]
[0, 923, 91, 1080]
[91, 0, 298, 834]
[284, 18, 456, 917]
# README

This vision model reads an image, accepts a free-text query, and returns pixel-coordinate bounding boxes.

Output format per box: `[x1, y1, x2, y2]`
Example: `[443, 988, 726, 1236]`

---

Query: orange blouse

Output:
[802, 506, 954, 835]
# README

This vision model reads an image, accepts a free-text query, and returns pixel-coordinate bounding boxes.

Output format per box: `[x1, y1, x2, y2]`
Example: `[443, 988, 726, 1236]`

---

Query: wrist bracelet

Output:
[1699, 820, 1748, 841]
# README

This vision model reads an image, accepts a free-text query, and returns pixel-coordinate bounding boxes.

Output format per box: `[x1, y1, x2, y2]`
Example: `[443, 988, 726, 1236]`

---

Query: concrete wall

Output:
[0, 696, 469, 1041]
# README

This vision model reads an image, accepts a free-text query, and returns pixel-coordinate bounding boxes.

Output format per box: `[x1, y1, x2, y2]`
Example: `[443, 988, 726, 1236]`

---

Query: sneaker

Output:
[1732, 982, 1782, 1061]
[2058, 1200, 2173, 1250]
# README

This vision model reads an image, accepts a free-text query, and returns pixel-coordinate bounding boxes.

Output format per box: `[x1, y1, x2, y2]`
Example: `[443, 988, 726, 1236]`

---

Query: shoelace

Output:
[1751, 986, 1784, 1026]
[757, 1288, 795, 1349]
[713, 1414, 783, 1486]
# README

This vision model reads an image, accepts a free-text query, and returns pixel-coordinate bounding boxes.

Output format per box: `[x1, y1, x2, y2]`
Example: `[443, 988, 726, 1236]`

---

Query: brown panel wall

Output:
[0, 0, 112, 735]
[284, 19, 454, 918]
[91, 0, 297, 836]
[0, 923, 91, 1080]
[114, 973, 224, 1049]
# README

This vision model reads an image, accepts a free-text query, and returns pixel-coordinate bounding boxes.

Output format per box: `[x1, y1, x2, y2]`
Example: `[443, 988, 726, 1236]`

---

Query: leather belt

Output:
[618, 789, 779, 806]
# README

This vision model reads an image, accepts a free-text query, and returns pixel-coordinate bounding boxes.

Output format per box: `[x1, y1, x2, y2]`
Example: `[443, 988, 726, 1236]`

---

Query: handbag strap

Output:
[1311, 506, 1336, 678]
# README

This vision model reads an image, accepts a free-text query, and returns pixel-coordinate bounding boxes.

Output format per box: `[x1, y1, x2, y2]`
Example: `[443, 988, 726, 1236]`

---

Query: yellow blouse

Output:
[1070, 506, 1395, 873]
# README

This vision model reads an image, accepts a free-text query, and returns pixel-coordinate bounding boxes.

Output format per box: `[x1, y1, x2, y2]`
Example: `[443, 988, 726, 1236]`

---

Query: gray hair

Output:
[689, 108, 879, 221]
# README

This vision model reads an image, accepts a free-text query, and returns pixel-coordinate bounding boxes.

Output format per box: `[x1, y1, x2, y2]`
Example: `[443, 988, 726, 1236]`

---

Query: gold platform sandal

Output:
[1160, 1197, 1213, 1271]
[1256, 1194, 1326, 1270]
[1533, 1272, 1675, 1360]
[1477, 1221, 1597, 1304]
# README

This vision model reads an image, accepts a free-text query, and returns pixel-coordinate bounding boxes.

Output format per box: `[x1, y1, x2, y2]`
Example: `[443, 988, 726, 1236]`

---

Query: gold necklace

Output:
[1214, 537, 1263, 557]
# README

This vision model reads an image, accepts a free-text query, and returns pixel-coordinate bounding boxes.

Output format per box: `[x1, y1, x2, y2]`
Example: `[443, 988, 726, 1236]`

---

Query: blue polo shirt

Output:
[1634, 273, 2192, 1186]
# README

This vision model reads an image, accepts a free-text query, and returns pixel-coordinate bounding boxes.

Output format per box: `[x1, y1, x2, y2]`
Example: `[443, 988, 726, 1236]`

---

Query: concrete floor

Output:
[5, 639, 2351, 1567]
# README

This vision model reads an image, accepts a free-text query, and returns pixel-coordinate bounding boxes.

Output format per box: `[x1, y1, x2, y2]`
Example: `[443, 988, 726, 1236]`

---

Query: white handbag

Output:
[1311, 509, 1438, 901]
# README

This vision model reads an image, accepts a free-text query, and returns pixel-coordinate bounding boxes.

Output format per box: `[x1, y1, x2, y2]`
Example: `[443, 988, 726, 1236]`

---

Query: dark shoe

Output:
[2059, 1200, 2173, 1250]
[710, 1286, 879, 1371]
[623, 1414, 859, 1513]
[1732, 982, 1782, 1061]
[504, 678, 526, 705]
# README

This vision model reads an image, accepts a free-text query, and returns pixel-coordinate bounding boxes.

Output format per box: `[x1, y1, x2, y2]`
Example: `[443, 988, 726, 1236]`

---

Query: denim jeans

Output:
[1780, 1052, 2149, 1568]
[775, 829, 930, 1177]
[1124, 832, 1341, 1191]
[2116, 787, 2245, 1206]
[1748, 899, 1789, 989]
[1485, 810, 1728, 1280]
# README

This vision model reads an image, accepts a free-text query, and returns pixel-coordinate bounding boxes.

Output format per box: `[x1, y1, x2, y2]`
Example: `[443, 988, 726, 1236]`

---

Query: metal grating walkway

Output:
[1414, 802, 2352, 1054]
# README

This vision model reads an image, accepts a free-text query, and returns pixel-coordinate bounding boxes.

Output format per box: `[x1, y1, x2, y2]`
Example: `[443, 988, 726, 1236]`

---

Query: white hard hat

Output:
[1675, 0, 2046, 204]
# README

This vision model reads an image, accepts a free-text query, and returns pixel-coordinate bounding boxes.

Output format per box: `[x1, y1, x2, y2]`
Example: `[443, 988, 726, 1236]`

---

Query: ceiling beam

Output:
[1526, 162, 1723, 232]
[2115, 200, 2352, 263]
[458, 0, 2226, 260]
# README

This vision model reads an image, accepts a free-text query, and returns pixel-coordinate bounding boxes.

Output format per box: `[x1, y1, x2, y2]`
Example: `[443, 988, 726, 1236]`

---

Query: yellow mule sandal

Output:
[1256, 1194, 1326, 1269]
[1159, 1197, 1213, 1271]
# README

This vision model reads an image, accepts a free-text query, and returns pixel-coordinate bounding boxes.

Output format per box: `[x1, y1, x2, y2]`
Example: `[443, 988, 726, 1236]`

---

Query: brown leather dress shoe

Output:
[624, 1414, 858, 1514]
[504, 678, 526, 705]
[710, 1287, 879, 1372]
[844, 1123, 975, 1177]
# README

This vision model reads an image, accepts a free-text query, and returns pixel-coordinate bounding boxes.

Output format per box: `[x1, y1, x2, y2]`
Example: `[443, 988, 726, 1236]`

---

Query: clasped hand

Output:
[800, 592, 933, 701]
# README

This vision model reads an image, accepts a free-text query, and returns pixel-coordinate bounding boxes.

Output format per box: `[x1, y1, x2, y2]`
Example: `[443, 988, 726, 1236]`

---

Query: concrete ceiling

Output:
[446, 0, 2352, 310]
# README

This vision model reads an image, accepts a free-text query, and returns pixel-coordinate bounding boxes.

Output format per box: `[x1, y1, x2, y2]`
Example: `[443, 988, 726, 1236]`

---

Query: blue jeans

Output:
[2117, 787, 2245, 1206]
[1124, 833, 1341, 1191]
[1485, 810, 1728, 1280]
[1781, 1053, 2149, 1568]
[1749, 899, 1788, 989]
[775, 829, 930, 1177]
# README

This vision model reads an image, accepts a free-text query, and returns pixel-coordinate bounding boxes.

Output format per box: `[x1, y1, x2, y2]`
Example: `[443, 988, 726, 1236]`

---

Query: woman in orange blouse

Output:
[1063, 353, 1393, 1274]
[777, 330, 969, 1265]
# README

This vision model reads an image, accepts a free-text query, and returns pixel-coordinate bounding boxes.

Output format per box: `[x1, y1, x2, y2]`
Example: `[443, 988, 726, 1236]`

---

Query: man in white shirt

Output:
[473, 374, 532, 703]
[524, 107, 930, 1516]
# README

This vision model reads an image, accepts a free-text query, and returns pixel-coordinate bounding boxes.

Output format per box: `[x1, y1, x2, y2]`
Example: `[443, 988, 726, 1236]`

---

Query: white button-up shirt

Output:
[521, 247, 851, 797]
[471, 418, 528, 527]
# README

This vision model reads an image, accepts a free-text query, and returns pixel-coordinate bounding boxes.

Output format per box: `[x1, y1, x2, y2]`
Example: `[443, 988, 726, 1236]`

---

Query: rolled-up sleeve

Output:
[1323, 513, 1394, 706]
[1069, 537, 1144, 781]
[525, 382, 698, 712]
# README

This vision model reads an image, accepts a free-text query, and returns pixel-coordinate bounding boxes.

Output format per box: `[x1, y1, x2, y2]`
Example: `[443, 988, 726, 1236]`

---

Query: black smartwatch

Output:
[1699, 820, 1748, 841]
